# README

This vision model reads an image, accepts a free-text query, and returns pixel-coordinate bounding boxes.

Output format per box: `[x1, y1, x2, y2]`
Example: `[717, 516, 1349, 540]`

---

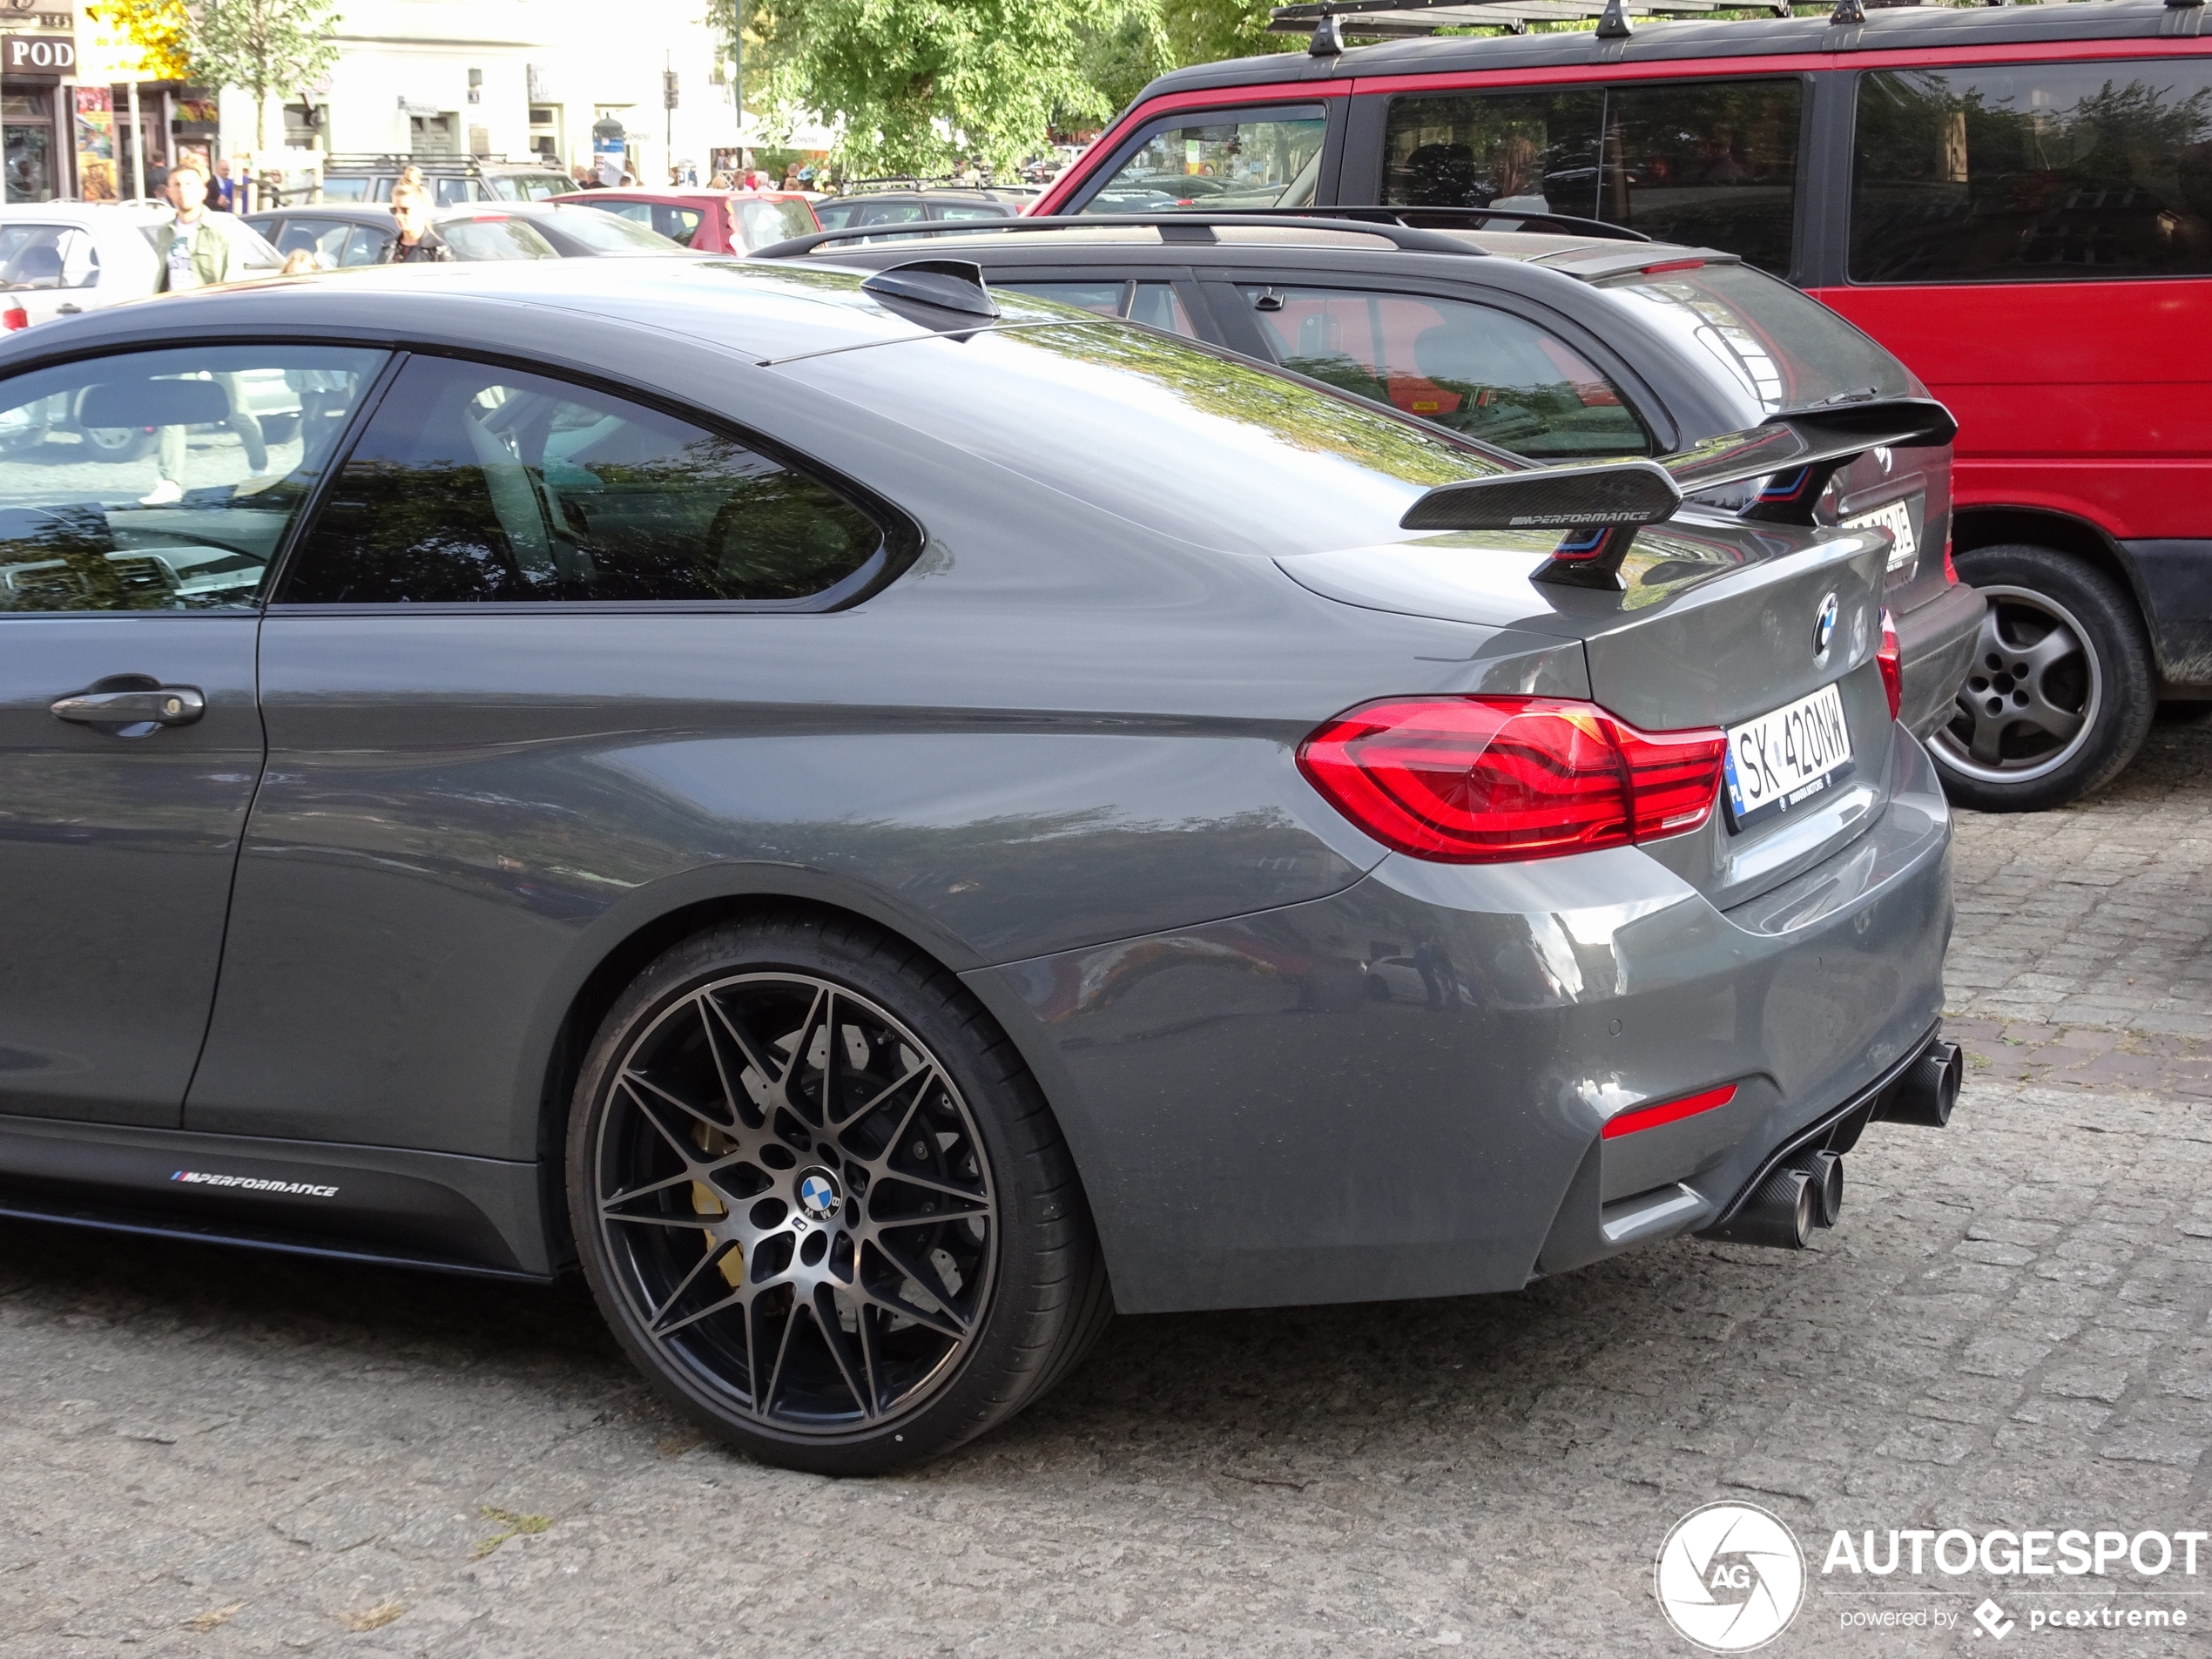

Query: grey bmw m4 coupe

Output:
[0, 258, 1960, 1473]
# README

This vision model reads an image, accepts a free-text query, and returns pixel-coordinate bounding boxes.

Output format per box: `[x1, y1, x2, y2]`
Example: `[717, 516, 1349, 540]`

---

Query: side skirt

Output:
[0, 1114, 555, 1282]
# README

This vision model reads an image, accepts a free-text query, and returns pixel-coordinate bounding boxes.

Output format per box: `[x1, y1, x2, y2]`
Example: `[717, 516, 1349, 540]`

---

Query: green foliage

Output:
[1161, 0, 1290, 69]
[189, 0, 341, 152]
[1074, 4, 1171, 127]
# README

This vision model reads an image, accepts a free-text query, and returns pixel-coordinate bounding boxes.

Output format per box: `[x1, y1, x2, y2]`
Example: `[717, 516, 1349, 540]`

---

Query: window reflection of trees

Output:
[1853, 66, 2212, 281]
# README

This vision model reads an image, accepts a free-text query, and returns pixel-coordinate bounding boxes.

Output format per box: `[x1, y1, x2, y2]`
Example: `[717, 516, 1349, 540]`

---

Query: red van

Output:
[1035, 0, 2212, 811]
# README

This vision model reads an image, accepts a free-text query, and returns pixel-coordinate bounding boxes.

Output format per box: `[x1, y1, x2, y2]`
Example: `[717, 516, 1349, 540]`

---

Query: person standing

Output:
[209, 158, 237, 212]
[142, 160, 266, 505]
[378, 181, 454, 262]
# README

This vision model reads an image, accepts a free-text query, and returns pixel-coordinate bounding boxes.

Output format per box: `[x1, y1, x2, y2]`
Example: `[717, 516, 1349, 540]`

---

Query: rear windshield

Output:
[1594, 260, 1914, 418]
[439, 217, 561, 261]
[544, 206, 680, 253]
[737, 198, 819, 247]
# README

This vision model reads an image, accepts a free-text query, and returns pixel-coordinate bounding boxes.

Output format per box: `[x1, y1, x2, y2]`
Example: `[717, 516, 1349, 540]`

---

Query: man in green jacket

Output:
[141, 158, 266, 504]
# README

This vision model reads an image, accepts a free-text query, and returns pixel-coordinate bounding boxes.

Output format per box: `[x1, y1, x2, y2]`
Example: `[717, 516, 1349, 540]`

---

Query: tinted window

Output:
[1852, 62, 2212, 283]
[934, 202, 1008, 221]
[440, 217, 560, 260]
[0, 346, 385, 611]
[1238, 286, 1649, 459]
[268, 215, 354, 270]
[996, 280, 1199, 337]
[279, 356, 883, 605]
[344, 226, 389, 266]
[543, 207, 680, 253]
[858, 201, 927, 226]
[813, 199, 862, 230]
[320, 176, 371, 200]
[1081, 108, 1326, 214]
[1386, 78, 1804, 273]
[1595, 260, 1912, 416]
[653, 204, 705, 245]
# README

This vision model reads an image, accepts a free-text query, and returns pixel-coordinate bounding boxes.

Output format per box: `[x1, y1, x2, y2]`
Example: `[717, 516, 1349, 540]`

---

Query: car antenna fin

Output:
[860, 260, 1001, 321]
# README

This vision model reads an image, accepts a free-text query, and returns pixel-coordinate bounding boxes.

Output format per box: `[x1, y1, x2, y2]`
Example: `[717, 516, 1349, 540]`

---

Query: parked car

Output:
[0, 202, 282, 328]
[808, 188, 1019, 240]
[0, 257, 1960, 1472]
[549, 187, 820, 253]
[245, 203, 685, 266]
[1035, 0, 2212, 810]
[764, 212, 1983, 742]
[316, 152, 576, 206]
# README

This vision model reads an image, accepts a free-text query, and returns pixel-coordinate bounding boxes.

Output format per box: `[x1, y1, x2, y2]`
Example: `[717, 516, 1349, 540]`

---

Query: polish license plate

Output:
[1842, 495, 1920, 573]
[1723, 683, 1855, 831]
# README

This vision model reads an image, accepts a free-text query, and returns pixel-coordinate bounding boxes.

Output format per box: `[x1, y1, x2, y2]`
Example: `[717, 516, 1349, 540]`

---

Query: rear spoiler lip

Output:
[1392, 395, 1959, 590]
[1662, 397, 1959, 498]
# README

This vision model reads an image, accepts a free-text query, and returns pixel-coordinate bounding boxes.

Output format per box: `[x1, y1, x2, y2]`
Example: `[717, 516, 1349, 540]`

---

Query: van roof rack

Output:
[752, 210, 1506, 260]
[1274, 0, 1794, 48]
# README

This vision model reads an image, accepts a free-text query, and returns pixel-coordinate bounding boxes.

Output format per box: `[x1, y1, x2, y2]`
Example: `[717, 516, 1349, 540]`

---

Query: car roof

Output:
[0, 256, 1086, 367]
[1138, 0, 2193, 101]
[249, 205, 392, 222]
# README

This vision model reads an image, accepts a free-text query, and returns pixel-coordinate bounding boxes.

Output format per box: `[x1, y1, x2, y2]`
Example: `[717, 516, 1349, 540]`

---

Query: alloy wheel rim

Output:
[592, 972, 996, 1435]
[1931, 583, 2102, 785]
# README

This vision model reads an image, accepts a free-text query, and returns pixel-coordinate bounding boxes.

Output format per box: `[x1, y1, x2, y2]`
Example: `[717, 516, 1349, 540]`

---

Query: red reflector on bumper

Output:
[1601, 1083, 1737, 1139]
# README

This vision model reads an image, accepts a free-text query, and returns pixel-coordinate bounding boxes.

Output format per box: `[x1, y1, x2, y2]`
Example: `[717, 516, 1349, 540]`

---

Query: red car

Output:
[1034, 0, 2212, 812]
[547, 188, 820, 254]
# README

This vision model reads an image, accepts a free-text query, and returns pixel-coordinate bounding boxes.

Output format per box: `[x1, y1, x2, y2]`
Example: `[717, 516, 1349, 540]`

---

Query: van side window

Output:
[1852, 62, 2212, 283]
[1384, 79, 1804, 275]
[1078, 108, 1327, 214]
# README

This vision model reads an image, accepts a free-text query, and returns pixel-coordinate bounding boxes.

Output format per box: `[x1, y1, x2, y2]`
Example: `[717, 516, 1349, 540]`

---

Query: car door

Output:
[0, 343, 388, 1125]
[185, 352, 893, 1157]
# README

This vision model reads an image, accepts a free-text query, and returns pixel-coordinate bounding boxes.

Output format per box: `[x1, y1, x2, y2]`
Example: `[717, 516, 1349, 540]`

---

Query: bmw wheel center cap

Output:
[1812, 592, 1839, 656]
[796, 1168, 843, 1222]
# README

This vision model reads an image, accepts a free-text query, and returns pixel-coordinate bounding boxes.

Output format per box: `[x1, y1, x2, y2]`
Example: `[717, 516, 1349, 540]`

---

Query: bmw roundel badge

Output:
[1812, 592, 1839, 657]
[797, 1169, 842, 1221]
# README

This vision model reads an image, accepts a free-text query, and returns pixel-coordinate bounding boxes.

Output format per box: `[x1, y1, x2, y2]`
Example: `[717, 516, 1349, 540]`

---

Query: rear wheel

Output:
[567, 913, 1107, 1474]
[1929, 544, 2153, 813]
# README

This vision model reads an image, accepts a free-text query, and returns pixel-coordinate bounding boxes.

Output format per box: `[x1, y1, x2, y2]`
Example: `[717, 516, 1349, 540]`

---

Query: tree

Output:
[1161, 0, 1290, 69]
[189, 0, 341, 158]
[83, 0, 193, 82]
[728, 0, 1164, 179]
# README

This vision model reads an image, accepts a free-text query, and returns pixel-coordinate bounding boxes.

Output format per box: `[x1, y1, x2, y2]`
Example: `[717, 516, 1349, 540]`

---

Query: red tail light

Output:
[1878, 609, 1903, 723]
[1297, 697, 1725, 863]
[1, 306, 27, 332]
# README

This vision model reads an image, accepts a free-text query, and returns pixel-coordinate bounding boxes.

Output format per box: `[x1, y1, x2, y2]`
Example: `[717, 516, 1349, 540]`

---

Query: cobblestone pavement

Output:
[4, 728, 2211, 1659]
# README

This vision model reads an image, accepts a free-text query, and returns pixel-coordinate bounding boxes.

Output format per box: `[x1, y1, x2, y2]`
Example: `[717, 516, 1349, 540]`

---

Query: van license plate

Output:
[1723, 683, 1854, 831]
[1843, 496, 1920, 573]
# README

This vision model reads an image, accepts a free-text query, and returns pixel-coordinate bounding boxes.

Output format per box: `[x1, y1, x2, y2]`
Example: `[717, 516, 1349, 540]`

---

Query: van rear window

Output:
[1595, 262, 1913, 419]
[1384, 78, 1803, 275]
[1852, 62, 2212, 284]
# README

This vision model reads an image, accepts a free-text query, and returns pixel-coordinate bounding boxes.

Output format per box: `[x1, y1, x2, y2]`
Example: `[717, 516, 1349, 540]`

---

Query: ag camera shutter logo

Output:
[1656, 1501, 1806, 1651]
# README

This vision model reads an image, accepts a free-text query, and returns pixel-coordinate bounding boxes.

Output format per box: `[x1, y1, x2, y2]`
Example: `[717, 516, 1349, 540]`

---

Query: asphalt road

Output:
[4, 724, 2211, 1658]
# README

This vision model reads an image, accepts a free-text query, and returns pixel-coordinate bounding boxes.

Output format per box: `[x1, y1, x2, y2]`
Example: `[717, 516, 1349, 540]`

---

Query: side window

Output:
[1853, 61, 2212, 283]
[272, 216, 350, 269]
[1385, 78, 1804, 274]
[1079, 107, 1326, 214]
[996, 280, 1200, 337]
[813, 199, 861, 230]
[596, 199, 657, 226]
[278, 356, 886, 606]
[0, 346, 387, 611]
[934, 203, 1008, 222]
[857, 201, 927, 226]
[343, 226, 390, 266]
[1237, 287, 1649, 460]
[57, 229, 98, 288]
[0, 223, 78, 290]
[320, 176, 371, 201]
[652, 204, 704, 246]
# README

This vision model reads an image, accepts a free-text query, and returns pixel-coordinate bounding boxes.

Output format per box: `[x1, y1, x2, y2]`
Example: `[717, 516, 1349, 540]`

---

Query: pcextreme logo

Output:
[1656, 1502, 1806, 1652]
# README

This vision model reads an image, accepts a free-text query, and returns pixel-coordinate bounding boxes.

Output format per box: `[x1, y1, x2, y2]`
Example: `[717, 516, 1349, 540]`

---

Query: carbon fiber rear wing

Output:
[1397, 398, 1958, 590]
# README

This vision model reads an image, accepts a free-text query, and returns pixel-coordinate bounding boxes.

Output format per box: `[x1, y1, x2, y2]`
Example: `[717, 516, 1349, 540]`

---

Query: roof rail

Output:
[1269, 0, 1789, 45]
[750, 212, 1494, 260]
[1197, 204, 1652, 242]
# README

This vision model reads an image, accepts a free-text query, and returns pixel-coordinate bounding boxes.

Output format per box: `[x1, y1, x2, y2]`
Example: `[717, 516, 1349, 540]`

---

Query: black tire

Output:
[1929, 543, 2154, 813]
[567, 910, 1105, 1474]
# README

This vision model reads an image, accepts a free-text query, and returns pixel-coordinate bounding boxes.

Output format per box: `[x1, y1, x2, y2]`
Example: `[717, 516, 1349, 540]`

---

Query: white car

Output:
[0, 205, 295, 461]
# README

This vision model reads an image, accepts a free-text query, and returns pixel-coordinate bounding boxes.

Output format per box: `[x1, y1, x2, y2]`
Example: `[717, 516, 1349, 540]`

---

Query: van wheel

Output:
[567, 912, 1108, 1474]
[1929, 544, 2152, 813]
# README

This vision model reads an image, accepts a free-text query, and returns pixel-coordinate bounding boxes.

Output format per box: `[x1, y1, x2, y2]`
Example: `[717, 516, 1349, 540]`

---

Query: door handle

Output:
[55, 303, 80, 315]
[51, 684, 206, 732]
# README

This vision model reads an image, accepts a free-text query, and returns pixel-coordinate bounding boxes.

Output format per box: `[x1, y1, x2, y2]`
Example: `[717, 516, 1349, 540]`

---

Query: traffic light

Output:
[663, 71, 679, 111]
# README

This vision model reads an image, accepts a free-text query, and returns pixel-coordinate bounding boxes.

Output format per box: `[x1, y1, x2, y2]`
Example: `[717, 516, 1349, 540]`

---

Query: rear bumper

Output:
[1892, 577, 1985, 739]
[968, 736, 1954, 1314]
